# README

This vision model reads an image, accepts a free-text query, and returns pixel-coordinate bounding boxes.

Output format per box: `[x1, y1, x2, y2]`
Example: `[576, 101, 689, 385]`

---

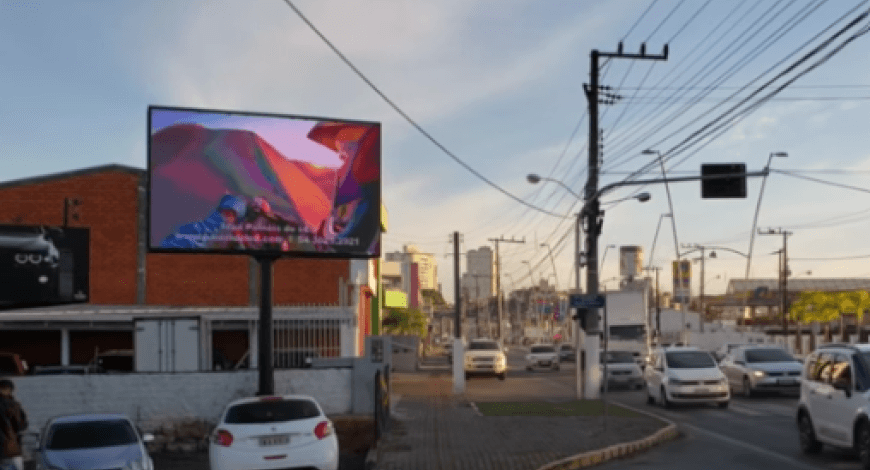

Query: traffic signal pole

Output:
[582, 43, 668, 399]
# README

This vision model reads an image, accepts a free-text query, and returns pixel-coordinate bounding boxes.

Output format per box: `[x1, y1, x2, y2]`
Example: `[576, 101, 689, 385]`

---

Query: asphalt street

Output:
[473, 346, 865, 470]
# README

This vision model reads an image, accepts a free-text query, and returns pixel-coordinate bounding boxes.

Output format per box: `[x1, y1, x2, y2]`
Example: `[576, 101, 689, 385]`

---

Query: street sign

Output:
[569, 294, 606, 309]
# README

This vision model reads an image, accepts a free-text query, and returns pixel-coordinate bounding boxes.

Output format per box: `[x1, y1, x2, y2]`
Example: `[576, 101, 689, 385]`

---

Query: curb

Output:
[534, 403, 679, 470]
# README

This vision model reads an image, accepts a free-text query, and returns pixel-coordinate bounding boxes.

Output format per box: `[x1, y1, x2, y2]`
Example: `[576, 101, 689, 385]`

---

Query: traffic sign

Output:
[569, 294, 606, 309]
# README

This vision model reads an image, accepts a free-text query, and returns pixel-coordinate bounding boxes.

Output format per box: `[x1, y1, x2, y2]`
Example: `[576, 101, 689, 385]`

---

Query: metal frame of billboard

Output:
[146, 105, 382, 260]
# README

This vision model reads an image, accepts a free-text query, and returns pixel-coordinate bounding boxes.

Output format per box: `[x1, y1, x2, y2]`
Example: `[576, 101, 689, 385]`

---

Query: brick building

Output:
[0, 164, 378, 369]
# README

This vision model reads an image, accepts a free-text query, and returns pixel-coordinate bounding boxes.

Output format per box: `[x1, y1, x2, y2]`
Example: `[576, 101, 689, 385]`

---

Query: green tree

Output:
[381, 306, 427, 337]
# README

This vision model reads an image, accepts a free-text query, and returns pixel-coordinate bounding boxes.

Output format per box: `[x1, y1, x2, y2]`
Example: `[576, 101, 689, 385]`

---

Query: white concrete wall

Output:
[10, 369, 352, 436]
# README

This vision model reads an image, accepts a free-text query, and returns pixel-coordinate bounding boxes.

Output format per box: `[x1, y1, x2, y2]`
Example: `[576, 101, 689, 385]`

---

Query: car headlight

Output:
[752, 370, 765, 378]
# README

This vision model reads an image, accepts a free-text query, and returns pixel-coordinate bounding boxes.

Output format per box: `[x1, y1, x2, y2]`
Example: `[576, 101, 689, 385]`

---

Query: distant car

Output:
[34, 413, 155, 470]
[558, 344, 576, 363]
[601, 350, 644, 390]
[525, 344, 559, 372]
[713, 343, 749, 362]
[719, 345, 802, 397]
[209, 395, 338, 470]
[644, 346, 730, 409]
[464, 339, 508, 380]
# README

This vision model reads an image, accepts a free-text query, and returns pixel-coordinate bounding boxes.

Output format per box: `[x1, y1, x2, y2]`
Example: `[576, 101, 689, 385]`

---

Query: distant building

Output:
[463, 246, 495, 302]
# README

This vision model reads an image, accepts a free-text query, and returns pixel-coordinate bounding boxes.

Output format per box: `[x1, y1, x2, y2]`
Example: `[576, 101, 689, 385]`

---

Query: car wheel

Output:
[635, 383, 644, 391]
[660, 386, 671, 409]
[646, 385, 655, 405]
[798, 413, 823, 454]
[554, 364, 560, 371]
[498, 372, 506, 381]
[717, 400, 729, 409]
[464, 372, 470, 380]
[743, 376, 754, 398]
[858, 421, 870, 468]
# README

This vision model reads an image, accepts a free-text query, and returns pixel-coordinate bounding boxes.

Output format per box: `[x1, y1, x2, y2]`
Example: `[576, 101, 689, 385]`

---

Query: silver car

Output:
[34, 413, 154, 470]
[719, 345, 802, 397]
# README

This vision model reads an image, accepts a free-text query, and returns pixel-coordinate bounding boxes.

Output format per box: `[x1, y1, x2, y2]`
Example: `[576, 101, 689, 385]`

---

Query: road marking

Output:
[679, 422, 824, 470]
[728, 402, 765, 417]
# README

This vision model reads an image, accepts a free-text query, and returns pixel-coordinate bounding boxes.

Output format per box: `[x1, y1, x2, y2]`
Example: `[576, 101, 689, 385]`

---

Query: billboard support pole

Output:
[256, 254, 280, 396]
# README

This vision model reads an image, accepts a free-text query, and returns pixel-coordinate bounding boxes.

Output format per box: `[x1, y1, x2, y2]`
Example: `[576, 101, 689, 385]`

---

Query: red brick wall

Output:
[0, 170, 140, 304]
[0, 168, 352, 307]
[273, 257, 347, 305]
[147, 253, 250, 306]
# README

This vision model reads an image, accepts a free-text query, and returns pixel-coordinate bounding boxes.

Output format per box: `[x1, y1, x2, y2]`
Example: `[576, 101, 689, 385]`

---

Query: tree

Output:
[382, 306, 427, 337]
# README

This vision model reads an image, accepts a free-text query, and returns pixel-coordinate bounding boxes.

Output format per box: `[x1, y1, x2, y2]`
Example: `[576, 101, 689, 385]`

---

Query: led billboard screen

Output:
[0, 225, 90, 309]
[148, 106, 381, 258]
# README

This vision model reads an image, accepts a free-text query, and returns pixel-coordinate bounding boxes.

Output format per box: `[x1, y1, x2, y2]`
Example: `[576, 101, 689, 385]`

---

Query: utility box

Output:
[134, 317, 201, 372]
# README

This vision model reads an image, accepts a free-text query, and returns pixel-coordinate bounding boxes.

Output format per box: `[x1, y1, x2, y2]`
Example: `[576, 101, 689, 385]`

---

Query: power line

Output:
[772, 169, 870, 194]
[282, 0, 566, 218]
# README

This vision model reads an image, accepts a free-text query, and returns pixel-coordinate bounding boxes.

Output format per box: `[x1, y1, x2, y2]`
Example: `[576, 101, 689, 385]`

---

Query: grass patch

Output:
[474, 400, 642, 417]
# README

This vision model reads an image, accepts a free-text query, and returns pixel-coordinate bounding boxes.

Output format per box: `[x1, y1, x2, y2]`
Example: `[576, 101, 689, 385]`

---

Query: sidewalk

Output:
[371, 371, 677, 470]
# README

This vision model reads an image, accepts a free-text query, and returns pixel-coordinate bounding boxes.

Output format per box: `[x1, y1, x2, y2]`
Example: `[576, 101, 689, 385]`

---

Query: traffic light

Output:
[701, 163, 746, 199]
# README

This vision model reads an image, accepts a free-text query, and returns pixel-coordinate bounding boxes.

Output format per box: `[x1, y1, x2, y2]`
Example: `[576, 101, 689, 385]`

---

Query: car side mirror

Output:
[833, 378, 852, 397]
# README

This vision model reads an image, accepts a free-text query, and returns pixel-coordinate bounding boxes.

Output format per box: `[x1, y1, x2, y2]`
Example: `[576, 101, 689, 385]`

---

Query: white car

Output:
[210, 395, 339, 470]
[601, 350, 644, 390]
[644, 346, 730, 409]
[797, 343, 870, 467]
[464, 339, 508, 380]
[719, 345, 802, 397]
[525, 344, 560, 371]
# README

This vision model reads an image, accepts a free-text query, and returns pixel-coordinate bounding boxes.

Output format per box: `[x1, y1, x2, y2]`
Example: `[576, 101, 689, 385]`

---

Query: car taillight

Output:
[314, 421, 333, 440]
[213, 429, 233, 447]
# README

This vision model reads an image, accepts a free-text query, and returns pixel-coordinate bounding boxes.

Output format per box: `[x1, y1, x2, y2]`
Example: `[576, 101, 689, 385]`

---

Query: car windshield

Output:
[47, 420, 138, 450]
[531, 346, 555, 354]
[745, 348, 795, 363]
[602, 352, 636, 364]
[225, 399, 321, 424]
[468, 342, 499, 351]
[665, 351, 716, 369]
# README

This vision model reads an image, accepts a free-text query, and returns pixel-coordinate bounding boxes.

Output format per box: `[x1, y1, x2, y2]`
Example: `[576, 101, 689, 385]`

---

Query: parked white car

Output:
[464, 339, 508, 380]
[719, 345, 802, 397]
[797, 343, 870, 468]
[601, 350, 644, 390]
[209, 395, 338, 470]
[644, 346, 730, 409]
[525, 344, 560, 372]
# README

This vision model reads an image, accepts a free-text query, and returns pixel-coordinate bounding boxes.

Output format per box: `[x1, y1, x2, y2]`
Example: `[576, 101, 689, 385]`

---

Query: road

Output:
[469, 346, 864, 470]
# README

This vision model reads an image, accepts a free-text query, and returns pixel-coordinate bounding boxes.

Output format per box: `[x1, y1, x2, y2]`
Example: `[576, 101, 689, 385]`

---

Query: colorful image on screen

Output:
[148, 107, 381, 258]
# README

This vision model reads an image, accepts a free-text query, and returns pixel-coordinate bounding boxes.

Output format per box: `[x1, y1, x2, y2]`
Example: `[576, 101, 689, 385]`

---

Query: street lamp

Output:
[600, 244, 617, 276]
[541, 242, 560, 290]
[681, 244, 750, 333]
[647, 213, 672, 269]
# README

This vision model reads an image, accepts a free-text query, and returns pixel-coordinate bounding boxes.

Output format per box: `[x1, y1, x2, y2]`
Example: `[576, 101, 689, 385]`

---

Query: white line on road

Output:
[679, 422, 824, 470]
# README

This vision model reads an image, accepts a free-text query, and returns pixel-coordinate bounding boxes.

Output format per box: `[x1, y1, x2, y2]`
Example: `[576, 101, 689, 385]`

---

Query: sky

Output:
[4, 0, 870, 303]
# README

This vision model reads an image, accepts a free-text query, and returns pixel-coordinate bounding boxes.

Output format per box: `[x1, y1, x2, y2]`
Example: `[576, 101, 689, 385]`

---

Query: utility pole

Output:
[582, 42, 668, 399]
[760, 228, 793, 351]
[490, 237, 525, 343]
[452, 231, 465, 394]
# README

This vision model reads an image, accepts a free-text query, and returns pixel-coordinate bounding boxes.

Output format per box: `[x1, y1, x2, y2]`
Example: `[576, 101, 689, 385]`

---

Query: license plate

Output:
[259, 435, 290, 446]
[539, 361, 551, 366]
[695, 387, 710, 394]
[778, 379, 798, 385]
